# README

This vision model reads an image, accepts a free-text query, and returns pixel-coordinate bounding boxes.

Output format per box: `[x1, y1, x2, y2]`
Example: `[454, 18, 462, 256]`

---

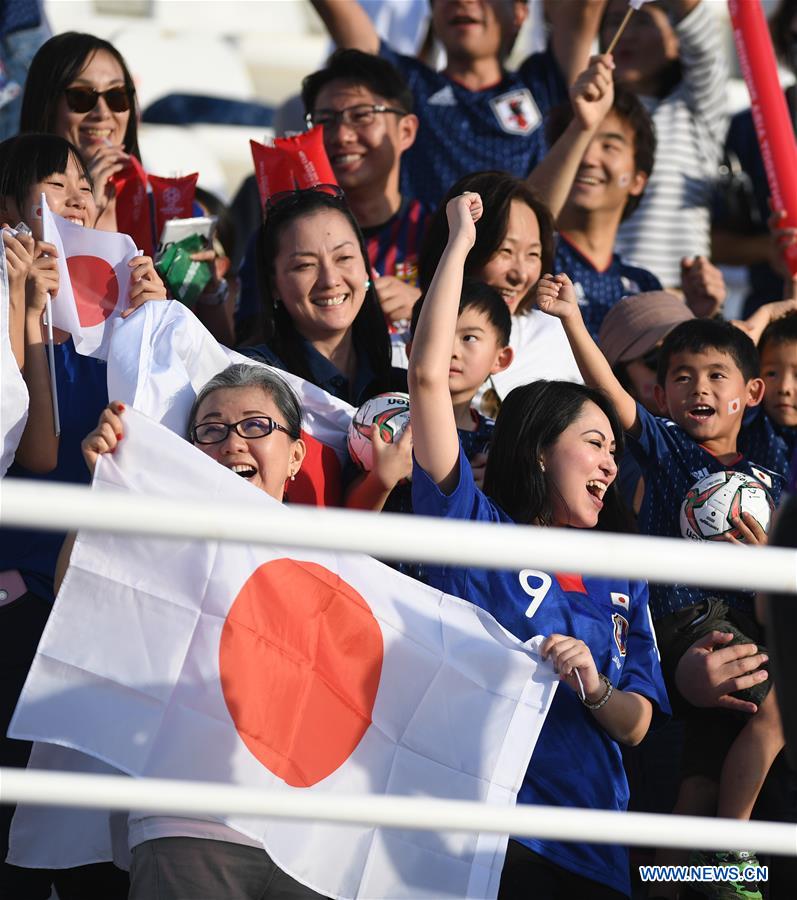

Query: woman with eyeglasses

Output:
[244, 187, 406, 407]
[19, 32, 139, 234]
[70, 364, 327, 900]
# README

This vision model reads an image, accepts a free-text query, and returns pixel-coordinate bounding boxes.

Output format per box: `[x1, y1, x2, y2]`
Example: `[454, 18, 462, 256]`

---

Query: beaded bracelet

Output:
[582, 673, 613, 710]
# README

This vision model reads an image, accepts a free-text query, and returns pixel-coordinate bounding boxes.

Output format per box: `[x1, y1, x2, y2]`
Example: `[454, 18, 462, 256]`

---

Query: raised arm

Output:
[526, 54, 615, 222]
[732, 298, 797, 346]
[545, 0, 608, 86]
[14, 240, 61, 473]
[408, 193, 481, 492]
[3, 230, 29, 369]
[537, 272, 640, 435]
[309, 0, 380, 54]
[667, 0, 727, 150]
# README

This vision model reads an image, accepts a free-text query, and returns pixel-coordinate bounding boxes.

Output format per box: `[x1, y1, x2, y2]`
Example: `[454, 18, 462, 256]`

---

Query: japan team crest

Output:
[490, 89, 541, 135]
[612, 612, 629, 657]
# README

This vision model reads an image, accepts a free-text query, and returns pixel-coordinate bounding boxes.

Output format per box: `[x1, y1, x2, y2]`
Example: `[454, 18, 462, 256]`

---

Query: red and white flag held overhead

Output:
[41, 196, 137, 359]
[10, 410, 558, 900]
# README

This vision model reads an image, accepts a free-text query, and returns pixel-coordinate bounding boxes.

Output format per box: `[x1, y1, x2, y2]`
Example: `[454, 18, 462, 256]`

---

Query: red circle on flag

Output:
[219, 559, 383, 788]
[66, 255, 119, 327]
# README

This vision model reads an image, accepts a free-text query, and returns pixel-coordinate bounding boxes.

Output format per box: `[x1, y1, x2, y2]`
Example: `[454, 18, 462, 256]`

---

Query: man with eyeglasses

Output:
[234, 50, 430, 362]
[310, 0, 605, 209]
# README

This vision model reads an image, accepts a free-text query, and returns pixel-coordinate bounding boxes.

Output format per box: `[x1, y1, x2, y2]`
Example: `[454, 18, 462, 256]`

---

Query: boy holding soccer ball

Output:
[345, 277, 513, 513]
[538, 271, 786, 890]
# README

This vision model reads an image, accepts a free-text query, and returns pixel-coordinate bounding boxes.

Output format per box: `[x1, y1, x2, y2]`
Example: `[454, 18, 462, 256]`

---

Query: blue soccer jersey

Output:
[738, 404, 796, 482]
[629, 404, 785, 620]
[361, 195, 431, 287]
[412, 447, 669, 896]
[379, 42, 567, 209]
[554, 235, 663, 339]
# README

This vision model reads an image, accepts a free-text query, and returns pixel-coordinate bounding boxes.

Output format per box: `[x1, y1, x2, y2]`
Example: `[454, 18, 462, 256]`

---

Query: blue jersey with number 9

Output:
[412, 445, 670, 897]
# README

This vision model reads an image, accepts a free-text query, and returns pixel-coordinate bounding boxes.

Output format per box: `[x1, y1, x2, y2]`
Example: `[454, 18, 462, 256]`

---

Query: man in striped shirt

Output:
[600, 0, 727, 290]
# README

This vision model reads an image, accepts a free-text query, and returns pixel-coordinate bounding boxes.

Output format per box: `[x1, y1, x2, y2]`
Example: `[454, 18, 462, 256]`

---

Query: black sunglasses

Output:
[64, 86, 131, 114]
[265, 183, 345, 213]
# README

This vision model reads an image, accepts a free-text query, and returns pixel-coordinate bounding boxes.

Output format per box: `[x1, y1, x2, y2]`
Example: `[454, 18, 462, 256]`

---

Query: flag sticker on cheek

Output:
[728, 397, 741, 414]
[618, 174, 631, 187]
[219, 558, 383, 788]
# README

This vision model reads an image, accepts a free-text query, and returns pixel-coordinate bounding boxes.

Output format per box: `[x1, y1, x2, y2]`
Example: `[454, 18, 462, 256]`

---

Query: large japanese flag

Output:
[10, 409, 558, 900]
[0, 240, 29, 477]
[41, 196, 137, 359]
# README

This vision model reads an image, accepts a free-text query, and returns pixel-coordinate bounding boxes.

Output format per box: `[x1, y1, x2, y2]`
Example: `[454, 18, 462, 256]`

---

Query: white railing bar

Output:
[1, 480, 796, 593]
[1, 768, 795, 855]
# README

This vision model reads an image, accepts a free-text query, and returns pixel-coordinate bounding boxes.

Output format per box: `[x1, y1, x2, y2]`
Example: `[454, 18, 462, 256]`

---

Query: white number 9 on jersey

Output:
[519, 569, 552, 618]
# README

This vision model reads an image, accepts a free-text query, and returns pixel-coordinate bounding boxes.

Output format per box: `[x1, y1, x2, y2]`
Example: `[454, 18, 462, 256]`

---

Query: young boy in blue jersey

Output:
[737, 310, 797, 485]
[346, 276, 513, 513]
[757, 311, 797, 432]
[529, 54, 725, 339]
[310, 0, 604, 208]
[538, 270, 785, 885]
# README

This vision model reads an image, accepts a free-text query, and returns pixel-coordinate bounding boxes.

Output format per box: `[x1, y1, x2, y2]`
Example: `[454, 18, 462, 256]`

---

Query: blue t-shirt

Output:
[379, 42, 567, 209]
[1, 339, 108, 601]
[629, 404, 785, 620]
[554, 235, 663, 339]
[412, 447, 669, 896]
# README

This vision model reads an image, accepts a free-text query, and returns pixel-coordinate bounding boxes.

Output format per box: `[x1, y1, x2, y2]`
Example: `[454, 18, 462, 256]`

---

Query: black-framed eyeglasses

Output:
[191, 416, 296, 445]
[265, 183, 345, 213]
[64, 86, 131, 114]
[305, 104, 406, 130]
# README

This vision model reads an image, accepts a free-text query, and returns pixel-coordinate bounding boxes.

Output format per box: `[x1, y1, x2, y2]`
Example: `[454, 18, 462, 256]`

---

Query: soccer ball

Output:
[679, 470, 774, 542]
[347, 392, 411, 471]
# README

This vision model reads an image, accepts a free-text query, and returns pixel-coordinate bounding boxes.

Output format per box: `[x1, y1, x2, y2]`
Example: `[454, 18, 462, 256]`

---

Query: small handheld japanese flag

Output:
[41, 196, 137, 358]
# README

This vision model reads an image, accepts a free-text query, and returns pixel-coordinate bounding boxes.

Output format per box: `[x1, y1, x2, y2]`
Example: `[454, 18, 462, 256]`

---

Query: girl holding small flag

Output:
[0, 132, 165, 899]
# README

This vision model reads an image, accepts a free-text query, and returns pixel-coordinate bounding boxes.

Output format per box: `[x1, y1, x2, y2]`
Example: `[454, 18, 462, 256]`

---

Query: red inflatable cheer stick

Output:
[728, 0, 797, 276]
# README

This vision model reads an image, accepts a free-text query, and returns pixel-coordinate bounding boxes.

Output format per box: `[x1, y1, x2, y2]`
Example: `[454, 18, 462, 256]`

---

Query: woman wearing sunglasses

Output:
[19, 31, 139, 233]
[246, 186, 406, 407]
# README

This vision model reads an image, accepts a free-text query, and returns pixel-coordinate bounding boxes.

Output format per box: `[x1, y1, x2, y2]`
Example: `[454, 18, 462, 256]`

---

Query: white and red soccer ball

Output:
[679, 470, 774, 542]
[347, 392, 411, 472]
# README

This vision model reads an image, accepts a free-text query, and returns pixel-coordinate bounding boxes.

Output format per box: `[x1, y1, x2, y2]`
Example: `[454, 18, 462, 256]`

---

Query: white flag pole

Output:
[32, 197, 61, 436]
[43, 294, 61, 436]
